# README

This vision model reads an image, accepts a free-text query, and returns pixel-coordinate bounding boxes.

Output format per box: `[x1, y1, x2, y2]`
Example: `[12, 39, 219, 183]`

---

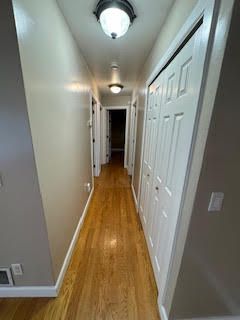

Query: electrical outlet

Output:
[11, 264, 23, 276]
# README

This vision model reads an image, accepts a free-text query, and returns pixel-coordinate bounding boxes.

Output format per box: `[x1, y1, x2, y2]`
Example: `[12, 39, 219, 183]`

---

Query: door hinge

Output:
[93, 164, 96, 168]
[93, 138, 95, 143]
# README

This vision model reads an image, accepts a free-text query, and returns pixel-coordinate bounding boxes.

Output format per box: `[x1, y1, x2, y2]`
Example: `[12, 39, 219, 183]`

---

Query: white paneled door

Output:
[140, 25, 207, 301]
[139, 79, 163, 230]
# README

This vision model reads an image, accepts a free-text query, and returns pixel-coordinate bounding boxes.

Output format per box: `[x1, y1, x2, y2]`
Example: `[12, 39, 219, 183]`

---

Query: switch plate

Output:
[208, 192, 224, 212]
[11, 264, 23, 276]
[0, 174, 3, 188]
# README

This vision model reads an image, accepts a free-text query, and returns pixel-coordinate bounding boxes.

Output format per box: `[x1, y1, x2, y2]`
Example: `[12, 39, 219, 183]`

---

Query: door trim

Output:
[137, 0, 223, 316]
[128, 97, 138, 176]
[103, 106, 130, 169]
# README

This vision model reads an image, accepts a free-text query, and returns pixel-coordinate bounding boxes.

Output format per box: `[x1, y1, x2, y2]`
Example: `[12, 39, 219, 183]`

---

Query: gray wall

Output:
[170, 1, 240, 318]
[13, 0, 100, 281]
[0, 1, 53, 286]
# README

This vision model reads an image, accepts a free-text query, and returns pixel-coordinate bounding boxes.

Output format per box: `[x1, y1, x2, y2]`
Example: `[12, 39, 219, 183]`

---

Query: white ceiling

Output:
[57, 0, 175, 96]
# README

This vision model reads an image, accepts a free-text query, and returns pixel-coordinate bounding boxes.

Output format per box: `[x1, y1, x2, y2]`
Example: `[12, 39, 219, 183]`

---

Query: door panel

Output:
[140, 26, 207, 301]
[139, 80, 163, 228]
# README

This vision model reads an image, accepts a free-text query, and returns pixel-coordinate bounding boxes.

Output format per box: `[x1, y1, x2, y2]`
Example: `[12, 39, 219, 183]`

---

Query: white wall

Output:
[0, 2, 54, 286]
[101, 95, 130, 107]
[132, 0, 198, 200]
[13, 0, 99, 280]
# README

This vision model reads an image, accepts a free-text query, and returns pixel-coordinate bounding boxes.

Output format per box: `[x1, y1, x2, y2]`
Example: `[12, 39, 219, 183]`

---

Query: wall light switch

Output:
[0, 174, 3, 188]
[208, 192, 224, 212]
[11, 264, 23, 276]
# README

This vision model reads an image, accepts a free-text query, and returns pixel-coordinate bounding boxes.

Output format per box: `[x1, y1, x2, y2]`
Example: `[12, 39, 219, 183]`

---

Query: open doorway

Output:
[103, 106, 129, 168]
[91, 95, 101, 177]
[109, 110, 126, 165]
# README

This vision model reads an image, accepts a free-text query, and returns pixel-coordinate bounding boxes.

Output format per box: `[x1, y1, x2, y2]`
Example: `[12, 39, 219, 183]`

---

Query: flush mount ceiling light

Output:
[94, 0, 136, 39]
[109, 83, 124, 94]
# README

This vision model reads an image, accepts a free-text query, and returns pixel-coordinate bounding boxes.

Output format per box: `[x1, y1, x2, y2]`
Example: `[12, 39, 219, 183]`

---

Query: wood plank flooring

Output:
[0, 153, 160, 320]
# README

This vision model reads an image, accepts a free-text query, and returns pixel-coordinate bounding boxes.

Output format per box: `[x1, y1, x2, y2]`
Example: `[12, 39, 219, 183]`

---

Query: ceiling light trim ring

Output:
[94, 0, 137, 23]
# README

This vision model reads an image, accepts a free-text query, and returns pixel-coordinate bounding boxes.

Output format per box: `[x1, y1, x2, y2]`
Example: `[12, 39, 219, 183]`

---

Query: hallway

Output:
[0, 155, 159, 320]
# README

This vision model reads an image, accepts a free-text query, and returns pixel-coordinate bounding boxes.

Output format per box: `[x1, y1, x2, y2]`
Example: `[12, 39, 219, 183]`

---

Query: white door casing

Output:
[139, 16, 215, 309]
[92, 99, 101, 177]
[105, 110, 110, 163]
[103, 106, 129, 168]
[128, 102, 137, 175]
[136, 1, 220, 317]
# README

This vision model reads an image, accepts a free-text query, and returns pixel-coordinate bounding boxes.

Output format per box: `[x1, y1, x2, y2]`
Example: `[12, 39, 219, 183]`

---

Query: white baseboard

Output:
[55, 187, 94, 295]
[131, 184, 138, 211]
[0, 187, 94, 298]
[158, 301, 240, 320]
[160, 304, 169, 320]
[0, 285, 58, 298]
[181, 317, 240, 320]
[112, 148, 124, 152]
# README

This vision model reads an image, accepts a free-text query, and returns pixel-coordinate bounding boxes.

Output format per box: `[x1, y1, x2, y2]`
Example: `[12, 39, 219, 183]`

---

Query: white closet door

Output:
[128, 103, 137, 175]
[139, 90, 154, 225]
[139, 84, 162, 229]
[144, 26, 206, 300]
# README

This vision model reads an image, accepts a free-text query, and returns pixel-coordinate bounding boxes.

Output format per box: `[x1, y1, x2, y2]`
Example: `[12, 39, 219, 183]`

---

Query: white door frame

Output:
[128, 98, 138, 176]
[103, 106, 129, 169]
[90, 91, 101, 178]
[137, 0, 221, 318]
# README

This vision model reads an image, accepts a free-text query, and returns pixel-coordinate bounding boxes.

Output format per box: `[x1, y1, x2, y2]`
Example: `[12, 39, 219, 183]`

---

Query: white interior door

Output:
[109, 111, 112, 161]
[92, 100, 97, 175]
[140, 24, 208, 301]
[139, 85, 162, 229]
[105, 111, 110, 163]
[128, 103, 137, 175]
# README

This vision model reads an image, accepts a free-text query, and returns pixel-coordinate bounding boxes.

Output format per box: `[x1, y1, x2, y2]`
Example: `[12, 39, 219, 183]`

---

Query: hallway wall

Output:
[13, 0, 100, 280]
[101, 95, 130, 107]
[0, 1, 54, 286]
[132, 0, 197, 200]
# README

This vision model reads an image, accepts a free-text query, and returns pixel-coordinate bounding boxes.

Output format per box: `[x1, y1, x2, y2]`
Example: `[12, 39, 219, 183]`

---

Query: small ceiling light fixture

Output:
[109, 83, 124, 94]
[111, 62, 119, 70]
[94, 0, 136, 39]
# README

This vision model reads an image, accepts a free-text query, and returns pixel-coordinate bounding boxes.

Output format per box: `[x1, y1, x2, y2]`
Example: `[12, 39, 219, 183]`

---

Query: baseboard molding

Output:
[181, 317, 240, 320]
[0, 188, 94, 298]
[159, 303, 169, 320]
[158, 302, 239, 320]
[55, 187, 94, 295]
[0, 285, 58, 298]
[112, 148, 124, 152]
[131, 184, 138, 211]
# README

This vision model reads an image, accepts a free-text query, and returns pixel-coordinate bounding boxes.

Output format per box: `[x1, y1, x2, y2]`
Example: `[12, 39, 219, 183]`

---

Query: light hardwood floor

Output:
[0, 153, 160, 320]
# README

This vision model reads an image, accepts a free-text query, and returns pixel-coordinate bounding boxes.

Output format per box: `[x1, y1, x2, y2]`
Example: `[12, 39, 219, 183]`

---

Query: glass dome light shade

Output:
[109, 84, 123, 94]
[100, 7, 130, 39]
[94, 0, 136, 39]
